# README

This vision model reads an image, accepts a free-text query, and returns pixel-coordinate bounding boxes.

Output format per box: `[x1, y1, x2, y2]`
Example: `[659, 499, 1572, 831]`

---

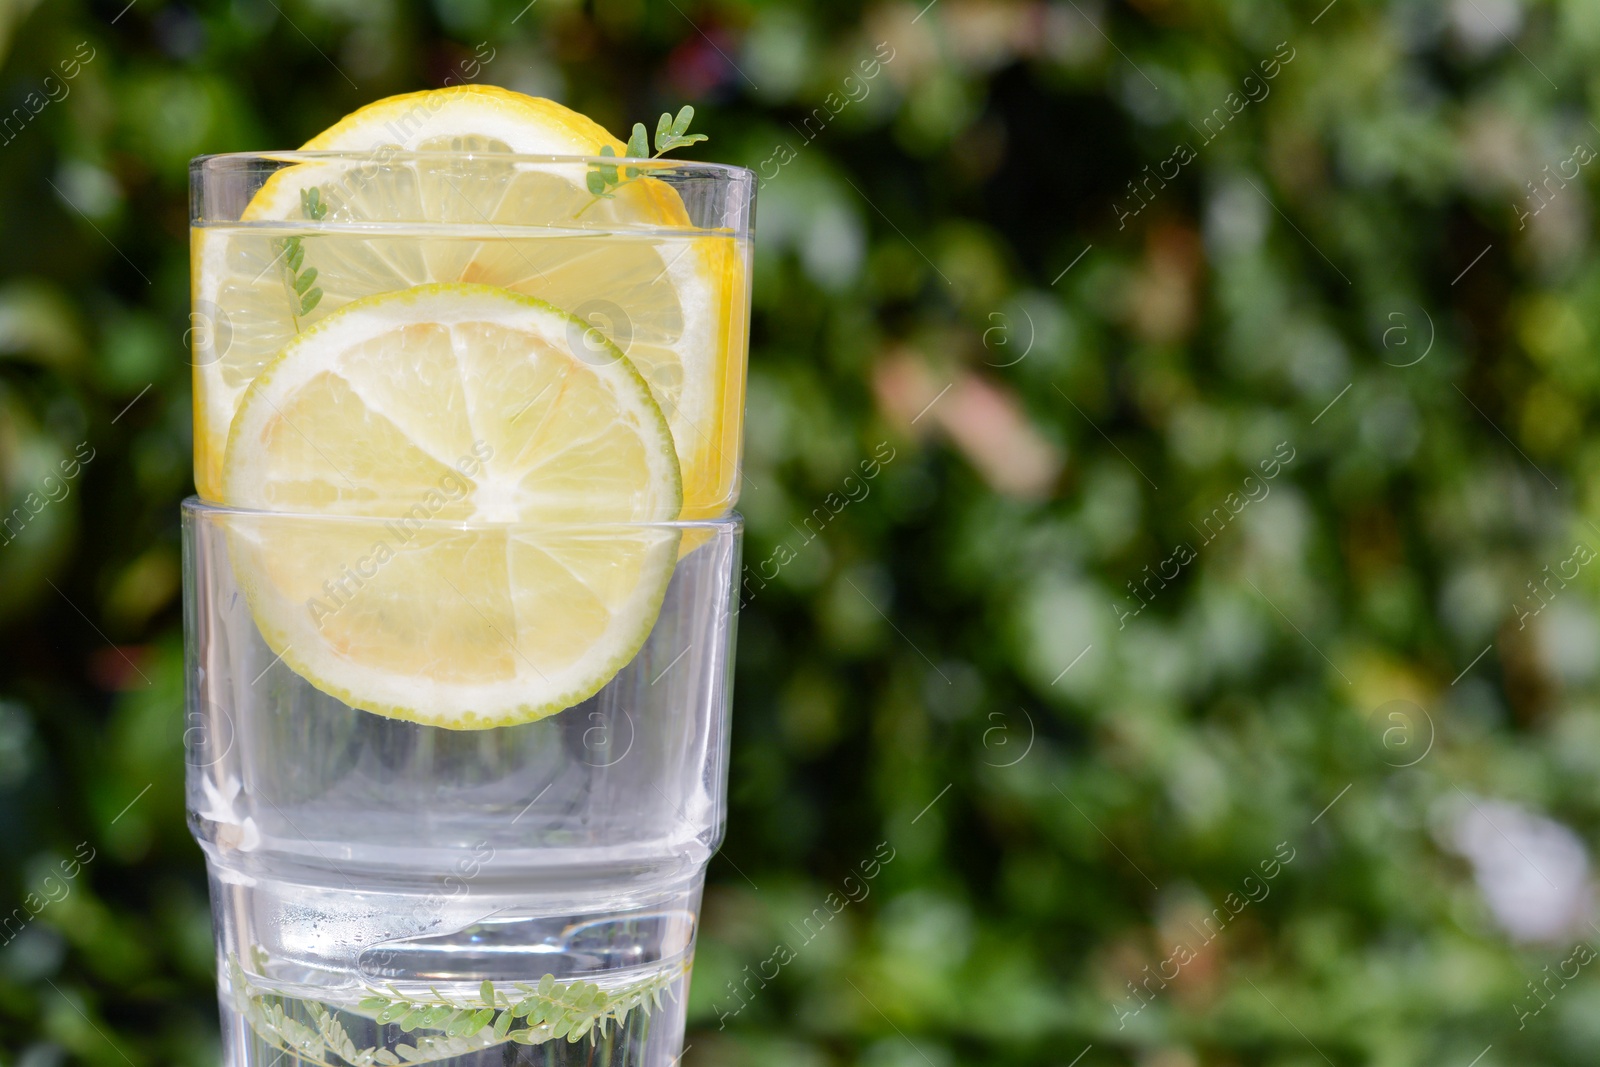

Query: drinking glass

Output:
[185, 148, 753, 1067]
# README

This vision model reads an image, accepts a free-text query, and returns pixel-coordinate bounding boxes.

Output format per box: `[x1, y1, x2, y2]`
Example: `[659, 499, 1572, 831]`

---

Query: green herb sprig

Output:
[276, 186, 327, 327]
[581, 105, 708, 211]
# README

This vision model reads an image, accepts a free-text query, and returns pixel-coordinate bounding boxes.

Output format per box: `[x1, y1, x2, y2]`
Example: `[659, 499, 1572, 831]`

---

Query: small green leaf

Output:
[378, 1002, 410, 1024]
[599, 144, 615, 157]
[508, 1030, 536, 1045]
[586, 169, 606, 195]
[300, 288, 323, 315]
[480, 979, 495, 1006]
[398, 1009, 423, 1032]
[285, 239, 304, 274]
[293, 267, 318, 294]
[646, 105, 707, 156]
[492, 1009, 513, 1039]
[358, 996, 389, 1011]
[626, 123, 649, 158]
[537, 975, 555, 996]
[599, 162, 618, 184]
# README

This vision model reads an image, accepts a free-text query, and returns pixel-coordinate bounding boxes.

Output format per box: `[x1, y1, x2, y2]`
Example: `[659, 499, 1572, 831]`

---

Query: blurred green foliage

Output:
[5, 0, 1600, 1064]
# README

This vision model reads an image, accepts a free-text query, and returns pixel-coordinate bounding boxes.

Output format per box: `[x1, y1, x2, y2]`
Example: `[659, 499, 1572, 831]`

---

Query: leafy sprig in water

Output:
[230, 954, 682, 1066]
[276, 186, 327, 328]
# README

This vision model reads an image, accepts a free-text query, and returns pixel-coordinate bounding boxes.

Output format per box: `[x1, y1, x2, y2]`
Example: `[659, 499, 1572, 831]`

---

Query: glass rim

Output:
[182, 495, 743, 534]
[190, 150, 756, 182]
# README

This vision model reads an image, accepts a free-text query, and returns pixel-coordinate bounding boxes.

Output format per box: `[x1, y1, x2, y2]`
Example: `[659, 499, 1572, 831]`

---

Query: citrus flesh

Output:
[222, 284, 683, 728]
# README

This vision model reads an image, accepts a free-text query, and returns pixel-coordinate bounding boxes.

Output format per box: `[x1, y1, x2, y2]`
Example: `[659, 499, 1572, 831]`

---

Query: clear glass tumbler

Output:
[184, 501, 741, 1066]
[185, 147, 752, 1067]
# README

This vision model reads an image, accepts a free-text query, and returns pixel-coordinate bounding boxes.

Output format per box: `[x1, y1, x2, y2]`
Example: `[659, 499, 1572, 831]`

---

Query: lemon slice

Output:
[222, 284, 682, 728]
[193, 85, 746, 519]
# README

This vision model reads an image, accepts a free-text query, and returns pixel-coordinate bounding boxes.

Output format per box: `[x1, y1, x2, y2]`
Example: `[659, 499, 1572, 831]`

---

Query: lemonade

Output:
[194, 219, 748, 521]
[184, 88, 752, 1067]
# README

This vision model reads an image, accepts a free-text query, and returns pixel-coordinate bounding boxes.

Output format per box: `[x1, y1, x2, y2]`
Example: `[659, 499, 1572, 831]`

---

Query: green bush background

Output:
[2, 0, 1599, 1063]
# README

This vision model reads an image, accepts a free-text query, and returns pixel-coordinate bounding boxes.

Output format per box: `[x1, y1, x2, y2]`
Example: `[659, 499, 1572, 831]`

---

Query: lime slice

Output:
[193, 85, 747, 520]
[223, 283, 682, 728]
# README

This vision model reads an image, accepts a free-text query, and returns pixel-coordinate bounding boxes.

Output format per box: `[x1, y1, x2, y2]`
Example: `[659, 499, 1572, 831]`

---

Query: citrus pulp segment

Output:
[221, 284, 683, 727]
